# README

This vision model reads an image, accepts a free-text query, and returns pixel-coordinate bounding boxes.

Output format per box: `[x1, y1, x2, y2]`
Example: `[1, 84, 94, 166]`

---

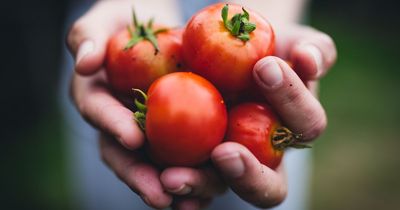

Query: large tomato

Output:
[106, 15, 185, 95]
[182, 3, 275, 95]
[139, 72, 227, 167]
[226, 103, 307, 169]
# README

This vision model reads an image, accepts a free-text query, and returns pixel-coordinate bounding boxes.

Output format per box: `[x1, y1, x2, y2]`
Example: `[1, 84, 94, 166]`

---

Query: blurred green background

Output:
[0, 0, 399, 209]
[310, 1, 400, 209]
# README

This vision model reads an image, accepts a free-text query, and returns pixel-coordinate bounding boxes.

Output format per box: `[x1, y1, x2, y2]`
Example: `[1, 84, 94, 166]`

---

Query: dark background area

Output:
[0, 0, 399, 209]
[0, 0, 70, 209]
[0, 0, 67, 141]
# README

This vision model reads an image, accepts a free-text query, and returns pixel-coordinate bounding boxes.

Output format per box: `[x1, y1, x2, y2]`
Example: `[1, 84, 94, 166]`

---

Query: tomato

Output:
[106, 14, 185, 95]
[138, 72, 227, 167]
[182, 3, 275, 95]
[226, 103, 307, 169]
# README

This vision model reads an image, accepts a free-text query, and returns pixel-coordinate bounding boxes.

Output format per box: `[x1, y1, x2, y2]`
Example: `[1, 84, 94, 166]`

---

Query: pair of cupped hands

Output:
[67, 1, 336, 209]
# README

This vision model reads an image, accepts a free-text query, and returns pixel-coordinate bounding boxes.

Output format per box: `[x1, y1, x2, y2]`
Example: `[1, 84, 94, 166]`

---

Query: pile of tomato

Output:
[105, 3, 307, 169]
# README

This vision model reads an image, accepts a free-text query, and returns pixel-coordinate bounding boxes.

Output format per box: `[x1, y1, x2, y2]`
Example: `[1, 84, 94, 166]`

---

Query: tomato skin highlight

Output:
[182, 3, 275, 94]
[226, 103, 283, 169]
[145, 72, 227, 167]
[106, 27, 185, 95]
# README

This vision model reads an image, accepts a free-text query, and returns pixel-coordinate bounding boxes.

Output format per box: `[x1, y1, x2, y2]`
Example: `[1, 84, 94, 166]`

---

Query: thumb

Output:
[211, 142, 287, 208]
[253, 56, 327, 140]
[66, 1, 131, 75]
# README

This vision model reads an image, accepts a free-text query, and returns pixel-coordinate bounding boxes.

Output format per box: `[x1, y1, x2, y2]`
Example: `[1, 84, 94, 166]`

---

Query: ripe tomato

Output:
[182, 3, 275, 95]
[226, 103, 306, 169]
[106, 14, 185, 95]
[140, 72, 227, 166]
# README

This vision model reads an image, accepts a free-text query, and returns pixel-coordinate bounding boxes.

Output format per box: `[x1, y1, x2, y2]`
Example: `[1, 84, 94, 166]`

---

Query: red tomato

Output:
[182, 3, 275, 95]
[144, 72, 227, 166]
[226, 103, 306, 169]
[106, 22, 185, 95]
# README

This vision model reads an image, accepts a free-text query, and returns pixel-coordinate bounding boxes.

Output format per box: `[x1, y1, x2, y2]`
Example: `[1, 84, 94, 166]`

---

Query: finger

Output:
[172, 198, 200, 210]
[99, 134, 173, 209]
[172, 198, 212, 210]
[160, 167, 226, 198]
[275, 25, 337, 80]
[71, 71, 144, 149]
[66, 1, 131, 75]
[211, 142, 287, 208]
[253, 56, 327, 140]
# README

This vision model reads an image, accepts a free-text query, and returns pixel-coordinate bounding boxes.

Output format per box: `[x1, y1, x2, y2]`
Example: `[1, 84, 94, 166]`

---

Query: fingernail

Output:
[168, 184, 192, 195]
[255, 58, 283, 88]
[76, 40, 94, 65]
[215, 152, 245, 178]
[304, 44, 323, 77]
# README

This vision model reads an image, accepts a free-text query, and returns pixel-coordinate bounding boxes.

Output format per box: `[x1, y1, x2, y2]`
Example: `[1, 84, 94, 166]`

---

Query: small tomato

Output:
[226, 103, 309, 169]
[182, 3, 275, 95]
[135, 72, 227, 167]
[106, 12, 185, 95]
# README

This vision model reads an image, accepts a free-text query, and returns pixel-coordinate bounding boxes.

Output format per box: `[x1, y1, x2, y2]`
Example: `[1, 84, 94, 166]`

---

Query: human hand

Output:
[67, 0, 182, 76]
[73, 69, 226, 209]
[212, 24, 336, 208]
[75, 68, 229, 209]
[253, 23, 337, 140]
[67, 1, 336, 209]
[70, 69, 177, 208]
[67, 0, 184, 209]
[161, 24, 337, 209]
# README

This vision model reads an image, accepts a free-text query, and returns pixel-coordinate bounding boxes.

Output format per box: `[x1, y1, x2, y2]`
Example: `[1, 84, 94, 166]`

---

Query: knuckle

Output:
[238, 179, 266, 199]
[256, 186, 287, 208]
[317, 32, 334, 47]
[279, 86, 327, 141]
[98, 103, 125, 136]
[114, 158, 139, 187]
[70, 20, 86, 39]
[121, 163, 153, 197]
[242, 181, 287, 209]
[77, 96, 91, 123]
[119, 162, 135, 183]
[316, 32, 337, 65]
[246, 185, 260, 196]
[67, 20, 86, 53]
[275, 184, 288, 204]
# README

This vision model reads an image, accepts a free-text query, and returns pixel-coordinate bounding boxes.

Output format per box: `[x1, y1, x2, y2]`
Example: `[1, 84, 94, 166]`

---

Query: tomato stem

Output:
[221, 4, 256, 42]
[133, 88, 148, 132]
[124, 8, 168, 54]
[272, 127, 311, 150]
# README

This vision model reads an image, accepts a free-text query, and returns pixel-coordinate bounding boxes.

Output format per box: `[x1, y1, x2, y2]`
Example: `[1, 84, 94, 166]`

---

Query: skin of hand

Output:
[67, 0, 337, 209]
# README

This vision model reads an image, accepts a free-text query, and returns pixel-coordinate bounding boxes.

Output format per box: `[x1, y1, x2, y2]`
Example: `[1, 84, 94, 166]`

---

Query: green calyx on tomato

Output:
[221, 4, 256, 41]
[226, 103, 309, 169]
[272, 127, 311, 150]
[133, 88, 148, 131]
[124, 9, 168, 54]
